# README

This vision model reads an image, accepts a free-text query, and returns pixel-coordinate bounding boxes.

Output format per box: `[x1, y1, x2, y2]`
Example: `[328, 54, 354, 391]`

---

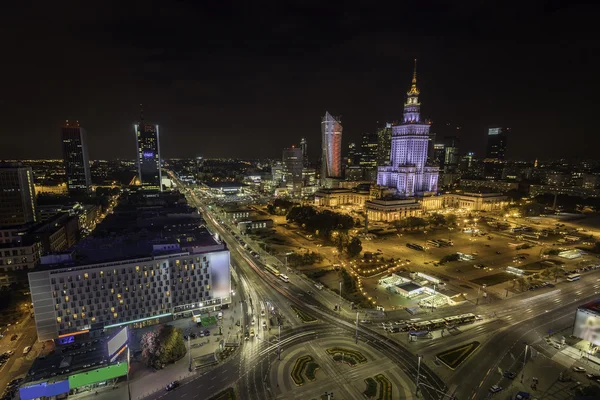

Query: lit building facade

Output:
[321, 112, 343, 181]
[377, 123, 392, 166]
[484, 127, 509, 180]
[282, 147, 303, 195]
[0, 165, 37, 226]
[377, 61, 438, 196]
[135, 121, 162, 191]
[29, 244, 231, 342]
[62, 121, 92, 194]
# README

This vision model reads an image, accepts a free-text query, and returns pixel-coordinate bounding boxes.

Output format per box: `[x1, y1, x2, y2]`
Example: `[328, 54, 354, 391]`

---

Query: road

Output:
[166, 172, 448, 400]
[0, 316, 38, 392]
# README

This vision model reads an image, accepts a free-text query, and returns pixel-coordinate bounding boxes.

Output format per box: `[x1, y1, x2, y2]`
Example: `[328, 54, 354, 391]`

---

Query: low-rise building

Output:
[365, 198, 423, 222]
[238, 218, 274, 233]
[442, 192, 508, 211]
[0, 240, 41, 272]
[314, 188, 371, 207]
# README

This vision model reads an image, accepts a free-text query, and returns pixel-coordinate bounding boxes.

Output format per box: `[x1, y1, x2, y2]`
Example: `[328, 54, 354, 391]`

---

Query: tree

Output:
[427, 213, 446, 227]
[445, 214, 457, 226]
[346, 237, 363, 258]
[516, 277, 528, 292]
[440, 253, 460, 264]
[333, 231, 350, 253]
[141, 324, 187, 369]
[551, 266, 563, 282]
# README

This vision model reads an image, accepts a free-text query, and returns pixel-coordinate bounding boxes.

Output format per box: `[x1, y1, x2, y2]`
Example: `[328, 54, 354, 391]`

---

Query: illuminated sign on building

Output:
[488, 128, 501, 135]
[143, 151, 154, 158]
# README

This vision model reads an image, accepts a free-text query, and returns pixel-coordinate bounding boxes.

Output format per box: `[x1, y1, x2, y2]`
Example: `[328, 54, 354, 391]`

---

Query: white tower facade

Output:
[377, 60, 438, 196]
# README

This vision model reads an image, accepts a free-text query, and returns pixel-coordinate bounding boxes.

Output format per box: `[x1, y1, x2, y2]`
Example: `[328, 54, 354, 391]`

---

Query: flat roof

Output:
[396, 282, 423, 293]
[579, 299, 600, 315]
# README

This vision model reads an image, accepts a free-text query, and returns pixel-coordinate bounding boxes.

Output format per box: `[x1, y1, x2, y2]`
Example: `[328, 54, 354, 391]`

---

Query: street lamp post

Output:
[278, 324, 281, 361]
[415, 354, 422, 395]
[431, 283, 436, 313]
[355, 311, 359, 344]
[188, 335, 192, 372]
[520, 343, 528, 383]
[324, 392, 334, 400]
[339, 281, 343, 312]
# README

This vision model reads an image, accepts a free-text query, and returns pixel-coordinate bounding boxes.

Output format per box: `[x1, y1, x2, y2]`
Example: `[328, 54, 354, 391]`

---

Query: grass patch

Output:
[375, 374, 392, 400]
[305, 362, 320, 381]
[470, 273, 514, 286]
[291, 355, 313, 386]
[291, 305, 317, 323]
[364, 377, 378, 398]
[199, 316, 217, 326]
[326, 347, 367, 365]
[207, 387, 236, 400]
[436, 341, 480, 370]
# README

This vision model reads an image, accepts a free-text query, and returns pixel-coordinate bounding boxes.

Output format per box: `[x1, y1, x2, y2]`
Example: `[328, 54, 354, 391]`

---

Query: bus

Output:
[279, 274, 289, 283]
[426, 240, 442, 248]
[457, 252, 474, 261]
[406, 243, 425, 251]
[566, 273, 581, 282]
[457, 313, 477, 324]
[429, 319, 447, 329]
[437, 239, 454, 247]
[265, 265, 280, 277]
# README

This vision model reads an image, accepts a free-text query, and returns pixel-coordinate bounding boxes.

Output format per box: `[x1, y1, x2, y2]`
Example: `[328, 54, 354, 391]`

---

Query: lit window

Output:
[56, 317, 61, 323]
[113, 313, 118, 318]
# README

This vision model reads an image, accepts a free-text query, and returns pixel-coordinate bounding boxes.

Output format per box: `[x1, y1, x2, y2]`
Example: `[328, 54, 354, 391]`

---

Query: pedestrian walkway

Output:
[128, 305, 241, 399]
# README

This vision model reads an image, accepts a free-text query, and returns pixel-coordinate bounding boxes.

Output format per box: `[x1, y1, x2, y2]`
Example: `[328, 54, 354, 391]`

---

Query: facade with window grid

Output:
[29, 248, 231, 342]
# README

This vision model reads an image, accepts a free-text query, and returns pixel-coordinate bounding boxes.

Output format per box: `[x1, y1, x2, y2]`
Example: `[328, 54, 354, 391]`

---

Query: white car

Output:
[573, 366, 586, 373]
[489, 385, 502, 393]
[22, 346, 32, 355]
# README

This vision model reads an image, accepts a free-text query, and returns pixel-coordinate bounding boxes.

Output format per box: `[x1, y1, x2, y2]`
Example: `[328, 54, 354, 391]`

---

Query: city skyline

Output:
[1, 2, 598, 161]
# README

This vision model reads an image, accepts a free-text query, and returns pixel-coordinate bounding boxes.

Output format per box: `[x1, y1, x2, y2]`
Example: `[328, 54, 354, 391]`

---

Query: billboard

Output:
[68, 362, 128, 389]
[107, 327, 128, 359]
[20, 380, 70, 400]
[574, 308, 600, 347]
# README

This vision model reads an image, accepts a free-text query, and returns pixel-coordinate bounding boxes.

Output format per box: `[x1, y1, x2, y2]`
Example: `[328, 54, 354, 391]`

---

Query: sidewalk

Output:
[128, 305, 241, 399]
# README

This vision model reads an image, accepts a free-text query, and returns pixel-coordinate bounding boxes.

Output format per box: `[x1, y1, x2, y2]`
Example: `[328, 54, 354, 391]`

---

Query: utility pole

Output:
[339, 281, 342, 312]
[188, 334, 192, 372]
[431, 283, 436, 313]
[278, 324, 281, 360]
[355, 311, 359, 344]
[520, 343, 528, 383]
[415, 354, 422, 396]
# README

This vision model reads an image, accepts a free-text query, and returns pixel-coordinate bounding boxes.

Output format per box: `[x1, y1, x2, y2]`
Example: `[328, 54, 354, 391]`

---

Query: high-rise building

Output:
[0, 165, 37, 226]
[61, 120, 92, 194]
[135, 110, 162, 191]
[359, 133, 378, 169]
[346, 142, 360, 167]
[300, 137, 308, 167]
[377, 123, 392, 166]
[433, 144, 446, 167]
[484, 127, 509, 179]
[321, 112, 343, 181]
[377, 60, 438, 196]
[282, 146, 303, 195]
[486, 127, 509, 160]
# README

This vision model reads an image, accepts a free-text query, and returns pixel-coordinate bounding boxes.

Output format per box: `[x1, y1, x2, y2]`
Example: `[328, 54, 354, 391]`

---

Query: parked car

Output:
[165, 381, 180, 391]
[573, 366, 586, 373]
[489, 385, 502, 393]
[22, 346, 32, 355]
[503, 371, 517, 379]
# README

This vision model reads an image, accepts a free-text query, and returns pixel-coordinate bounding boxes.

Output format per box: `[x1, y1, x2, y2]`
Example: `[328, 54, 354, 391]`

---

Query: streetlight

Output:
[324, 392, 334, 400]
[520, 342, 528, 383]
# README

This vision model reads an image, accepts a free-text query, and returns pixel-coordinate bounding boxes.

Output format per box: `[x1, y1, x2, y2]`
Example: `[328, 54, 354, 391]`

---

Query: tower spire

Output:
[412, 58, 417, 84]
[407, 58, 420, 96]
[140, 103, 144, 124]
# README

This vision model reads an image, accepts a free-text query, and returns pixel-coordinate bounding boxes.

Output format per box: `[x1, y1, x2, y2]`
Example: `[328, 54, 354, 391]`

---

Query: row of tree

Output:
[287, 251, 324, 267]
[392, 213, 458, 231]
[332, 232, 363, 258]
[286, 206, 357, 238]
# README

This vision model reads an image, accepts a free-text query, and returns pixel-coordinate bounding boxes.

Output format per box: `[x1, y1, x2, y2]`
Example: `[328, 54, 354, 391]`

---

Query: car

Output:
[503, 371, 517, 379]
[244, 332, 250, 340]
[7, 378, 23, 387]
[586, 373, 600, 379]
[189, 333, 196, 339]
[573, 366, 586, 373]
[204, 330, 210, 336]
[10, 334, 18, 341]
[22, 346, 32, 355]
[165, 381, 180, 391]
[5, 350, 14, 356]
[489, 385, 502, 393]
[496, 251, 502, 254]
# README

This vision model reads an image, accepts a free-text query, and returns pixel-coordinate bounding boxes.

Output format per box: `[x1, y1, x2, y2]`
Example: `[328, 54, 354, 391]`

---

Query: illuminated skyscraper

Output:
[376, 123, 392, 166]
[377, 60, 438, 196]
[282, 146, 303, 195]
[484, 127, 509, 179]
[135, 108, 162, 191]
[0, 164, 37, 226]
[61, 120, 92, 194]
[300, 137, 308, 167]
[321, 112, 342, 182]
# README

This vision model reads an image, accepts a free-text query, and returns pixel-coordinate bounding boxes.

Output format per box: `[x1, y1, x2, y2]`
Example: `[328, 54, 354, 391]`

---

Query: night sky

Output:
[1, 1, 598, 161]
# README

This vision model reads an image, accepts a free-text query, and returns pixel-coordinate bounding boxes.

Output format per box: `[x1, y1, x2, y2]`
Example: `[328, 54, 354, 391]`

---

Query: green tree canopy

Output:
[140, 324, 187, 369]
